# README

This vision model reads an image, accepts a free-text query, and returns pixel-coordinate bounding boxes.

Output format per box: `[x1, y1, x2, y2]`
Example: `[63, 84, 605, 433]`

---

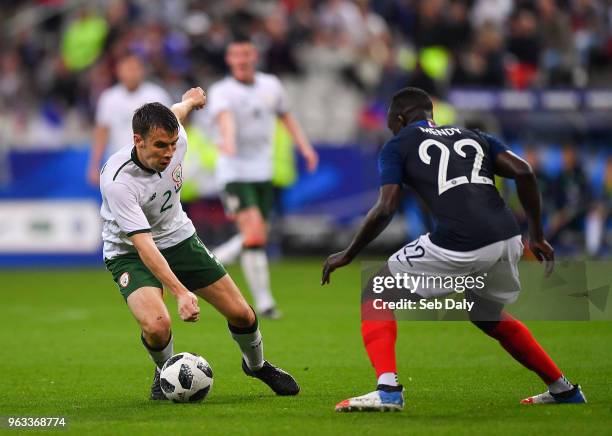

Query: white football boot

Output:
[521, 384, 587, 404]
[335, 385, 404, 412]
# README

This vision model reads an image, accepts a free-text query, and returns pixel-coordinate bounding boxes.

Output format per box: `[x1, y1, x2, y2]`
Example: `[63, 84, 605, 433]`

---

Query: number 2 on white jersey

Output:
[418, 138, 494, 195]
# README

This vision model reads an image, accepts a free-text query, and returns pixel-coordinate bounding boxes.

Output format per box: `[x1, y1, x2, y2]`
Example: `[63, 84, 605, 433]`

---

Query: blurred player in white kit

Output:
[208, 37, 319, 318]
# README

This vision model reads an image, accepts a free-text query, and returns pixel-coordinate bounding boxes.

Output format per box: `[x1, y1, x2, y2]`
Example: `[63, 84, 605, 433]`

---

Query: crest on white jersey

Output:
[172, 164, 183, 193]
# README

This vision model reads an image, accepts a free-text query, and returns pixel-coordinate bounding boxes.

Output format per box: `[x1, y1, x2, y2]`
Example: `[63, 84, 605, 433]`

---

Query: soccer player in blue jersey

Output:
[322, 87, 587, 411]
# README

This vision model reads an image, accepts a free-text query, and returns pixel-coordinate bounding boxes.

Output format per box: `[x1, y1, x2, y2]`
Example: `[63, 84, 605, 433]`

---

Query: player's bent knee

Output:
[237, 208, 263, 226]
[242, 226, 267, 246]
[228, 304, 256, 328]
[141, 315, 172, 343]
[243, 233, 267, 247]
[238, 211, 267, 246]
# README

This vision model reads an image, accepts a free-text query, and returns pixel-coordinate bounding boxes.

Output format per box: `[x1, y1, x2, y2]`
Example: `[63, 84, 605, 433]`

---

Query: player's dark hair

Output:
[132, 102, 179, 138]
[391, 87, 433, 114]
[117, 52, 142, 64]
[390, 87, 433, 121]
[230, 34, 254, 46]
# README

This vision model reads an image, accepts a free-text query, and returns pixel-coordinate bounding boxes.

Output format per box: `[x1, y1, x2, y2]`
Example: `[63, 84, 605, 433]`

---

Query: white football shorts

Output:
[387, 234, 524, 304]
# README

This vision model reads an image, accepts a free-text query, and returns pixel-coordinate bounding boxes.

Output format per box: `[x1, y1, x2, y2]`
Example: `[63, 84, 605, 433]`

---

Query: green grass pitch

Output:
[1, 259, 610, 435]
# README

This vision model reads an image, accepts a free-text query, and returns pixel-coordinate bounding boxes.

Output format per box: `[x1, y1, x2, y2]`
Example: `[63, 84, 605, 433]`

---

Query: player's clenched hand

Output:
[303, 147, 319, 173]
[182, 87, 206, 110]
[177, 292, 200, 322]
[529, 238, 555, 277]
[321, 251, 351, 285]
[218, 141, 237, 156]
[87, 166, 100, 187]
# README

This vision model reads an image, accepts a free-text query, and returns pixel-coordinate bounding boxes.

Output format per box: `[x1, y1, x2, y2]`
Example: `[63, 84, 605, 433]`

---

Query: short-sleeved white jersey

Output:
[100, 124, 195, 259]
[96, 82, 172, 155]
[207, 72, 289, 186]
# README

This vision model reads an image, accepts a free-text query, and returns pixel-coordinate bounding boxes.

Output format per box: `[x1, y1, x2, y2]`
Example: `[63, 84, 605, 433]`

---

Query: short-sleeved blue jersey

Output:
[378, 120, 520, 251]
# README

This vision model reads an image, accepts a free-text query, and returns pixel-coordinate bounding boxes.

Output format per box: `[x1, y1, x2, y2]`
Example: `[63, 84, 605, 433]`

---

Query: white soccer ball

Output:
[160, 352, 213, 403]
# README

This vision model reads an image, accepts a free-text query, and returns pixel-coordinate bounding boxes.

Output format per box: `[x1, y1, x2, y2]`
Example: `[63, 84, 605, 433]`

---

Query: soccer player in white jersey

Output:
[87, 54, 172, 186]
[207, 37, 319, 319]
[100, 87, 299, 400]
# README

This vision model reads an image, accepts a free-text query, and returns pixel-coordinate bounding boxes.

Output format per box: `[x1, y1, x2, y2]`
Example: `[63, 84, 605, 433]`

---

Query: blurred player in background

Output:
[87, 53, 172, 186]
[208, 37, 319, 319]
[322, 87, 586, 411]
[100, 87, 299, 400]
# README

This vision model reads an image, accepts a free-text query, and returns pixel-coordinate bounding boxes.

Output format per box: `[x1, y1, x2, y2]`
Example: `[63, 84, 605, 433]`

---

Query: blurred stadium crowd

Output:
[1, 0, 611, 256]
[2, 0, 612, 145]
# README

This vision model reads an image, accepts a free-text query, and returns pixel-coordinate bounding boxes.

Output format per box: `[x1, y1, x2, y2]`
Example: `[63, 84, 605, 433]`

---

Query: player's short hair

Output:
[117, 52, 142, 64]
[229, 34, 254, 47]
[390, 87, 433, 115]
[132, 102, 179, 138]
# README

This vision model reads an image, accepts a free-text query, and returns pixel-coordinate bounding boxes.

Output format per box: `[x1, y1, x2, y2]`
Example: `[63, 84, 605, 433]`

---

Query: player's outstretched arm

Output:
[279, 113, 319, 172]
[171, 87, 206, 125]
[129, 232, 200, 321]
[87, 125, 110, 187]
[215, 110, 237, 155]
[322, 184, 401, 285]
[494, 150, 555, 276]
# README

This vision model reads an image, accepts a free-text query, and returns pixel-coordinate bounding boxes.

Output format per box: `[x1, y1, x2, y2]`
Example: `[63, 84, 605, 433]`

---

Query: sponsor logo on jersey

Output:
[172, 164, 183, 193]
[119, 272, 130, 288]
